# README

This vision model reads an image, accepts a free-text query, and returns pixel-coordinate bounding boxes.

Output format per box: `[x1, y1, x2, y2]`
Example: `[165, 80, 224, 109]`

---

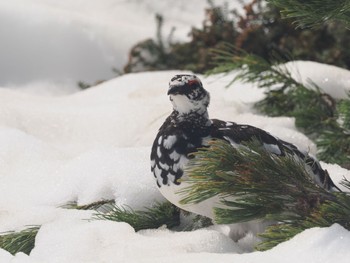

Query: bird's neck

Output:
[171, 109, 212, 127]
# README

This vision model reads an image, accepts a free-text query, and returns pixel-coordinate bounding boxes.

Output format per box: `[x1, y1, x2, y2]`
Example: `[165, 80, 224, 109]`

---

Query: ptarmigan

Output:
[151, 74, 338, 221]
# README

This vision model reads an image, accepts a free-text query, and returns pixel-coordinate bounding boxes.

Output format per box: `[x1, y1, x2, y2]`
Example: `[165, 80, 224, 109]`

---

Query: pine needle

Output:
[267, 0, 350, 28]
[180, 139, 350, 250]
[62, 199, 115, 211]
[208, 45, 350, 167]
[94, 202, 181, 231]
[0, 226, 39, 255]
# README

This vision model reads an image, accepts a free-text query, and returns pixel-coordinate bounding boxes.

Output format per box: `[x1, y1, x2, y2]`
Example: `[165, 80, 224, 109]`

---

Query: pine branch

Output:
[180, 139, 336, 224]
[180, 139, 350, 249]
[62, 199, 115, 211]
[317, 129, 350, 166]
[256, 223, 303, 251]
[93, 201, 214, 231]
[0, 200, 115, 256]
[267, 0, 350, 28]
[94, 202, 181, 231]
[0, 226, 39, 255]
[255, 85, 336, 135]
[208, 46, 350, 166]
[338, 96, 350, 131]
[315, 94, 350, 166]
[258, 184, 350, 250]
[208, 47, 328, 131]
[0, 200, 114, 256]
[208, 45, 298, 89]
[0, 201, 210, 256]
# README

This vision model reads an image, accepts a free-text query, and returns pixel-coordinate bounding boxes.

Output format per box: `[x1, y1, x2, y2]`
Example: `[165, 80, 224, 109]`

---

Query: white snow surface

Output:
[0, 1, 350, 262]
[0, 68, 349, 262]
[0, 0, 243, 90]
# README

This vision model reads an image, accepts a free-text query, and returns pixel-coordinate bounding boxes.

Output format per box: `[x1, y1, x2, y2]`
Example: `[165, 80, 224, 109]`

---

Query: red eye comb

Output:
[187, 79, 198, 85]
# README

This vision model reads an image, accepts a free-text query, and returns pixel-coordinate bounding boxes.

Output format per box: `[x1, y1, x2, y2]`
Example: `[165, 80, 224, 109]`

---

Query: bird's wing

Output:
[210, 119, 338, 191]
[151, 116, 192, 186]
[210, 119, 286, 154]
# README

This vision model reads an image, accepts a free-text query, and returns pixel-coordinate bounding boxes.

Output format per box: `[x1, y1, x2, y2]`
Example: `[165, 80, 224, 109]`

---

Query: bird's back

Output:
[210, 119, 337, 191]
[151, 117, 338, 217]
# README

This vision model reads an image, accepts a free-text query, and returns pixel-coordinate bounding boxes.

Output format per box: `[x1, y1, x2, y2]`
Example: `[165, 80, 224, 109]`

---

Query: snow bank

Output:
[0, 68, 349, 262]
[285, 61, 350, 99]
[3, 221, 349, 263]
[265, 224, 350, 263]
[27, 220, 240, 262]
[1, 0, 349, 262]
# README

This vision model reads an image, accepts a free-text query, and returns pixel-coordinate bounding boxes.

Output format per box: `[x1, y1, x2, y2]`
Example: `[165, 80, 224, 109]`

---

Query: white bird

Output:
[150, 74, 338, 223]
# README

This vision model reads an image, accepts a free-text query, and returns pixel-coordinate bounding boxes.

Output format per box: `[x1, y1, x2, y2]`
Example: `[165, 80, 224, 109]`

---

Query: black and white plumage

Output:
[151, 74, 338, 220]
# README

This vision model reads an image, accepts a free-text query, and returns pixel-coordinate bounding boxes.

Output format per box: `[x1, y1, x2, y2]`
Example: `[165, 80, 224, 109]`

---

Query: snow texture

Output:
[0, 1, 349, 262]
[0, 0, 243, 90]
[0, 68, 348, 262]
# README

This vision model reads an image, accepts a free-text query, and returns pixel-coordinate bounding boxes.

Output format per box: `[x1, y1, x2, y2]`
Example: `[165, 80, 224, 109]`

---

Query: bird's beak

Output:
[167, 85, 179, 95]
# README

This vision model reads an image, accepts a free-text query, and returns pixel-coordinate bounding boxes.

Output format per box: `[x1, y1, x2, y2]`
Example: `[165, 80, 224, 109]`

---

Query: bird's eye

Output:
[187, 79, 198, 86]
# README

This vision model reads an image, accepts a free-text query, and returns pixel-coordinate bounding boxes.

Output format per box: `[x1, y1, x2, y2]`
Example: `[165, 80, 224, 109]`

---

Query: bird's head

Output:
[168, 74, 210, 115]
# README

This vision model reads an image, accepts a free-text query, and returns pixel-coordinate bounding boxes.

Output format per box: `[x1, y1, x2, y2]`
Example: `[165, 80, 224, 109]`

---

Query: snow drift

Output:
[0, 0, 349, 262]
[0, 67, 349, 262]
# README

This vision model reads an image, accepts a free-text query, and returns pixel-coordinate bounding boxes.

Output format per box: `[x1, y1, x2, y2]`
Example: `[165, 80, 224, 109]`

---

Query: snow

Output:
[0, 68, 349, 262]
[0, 0, 244, 91]
[284, 61, 350, 99]
[29, 220, 241, 262]
[3, 222, 350, 263]
[0, 0, 349, 262]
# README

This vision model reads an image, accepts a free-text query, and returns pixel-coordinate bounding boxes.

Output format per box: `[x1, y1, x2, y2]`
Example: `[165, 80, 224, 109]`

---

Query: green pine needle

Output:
[94, 202, 181, 231]
[338, 97, 350, 131]
[208, 44, 350, 167]
[317, 130, 350, 166]
[267, 0, 350, 28]
[258, 190, 350, 251]
[62, 199, 115, 210]
[256, 223, 304, 251]
[208, 45, 296, 90]
[180, 139, 350, 250]
[181, 139, 334, 223]
[0, 226, 39, 255]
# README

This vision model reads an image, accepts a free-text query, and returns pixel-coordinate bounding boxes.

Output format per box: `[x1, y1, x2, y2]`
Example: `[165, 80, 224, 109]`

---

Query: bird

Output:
[150, 74, 338, 222]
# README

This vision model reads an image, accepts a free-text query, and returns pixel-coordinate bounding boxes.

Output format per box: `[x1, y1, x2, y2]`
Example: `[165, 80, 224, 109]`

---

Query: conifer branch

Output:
[208, 45, 297, 89]
[258, 182, 350, 250]
[267, 0, 350, 28]
[180, 139, 337, 223]
[316, 129, 350, 166]
[94, 202, 181, 231]
[180, 139, 350, 249]
[338, 96, 350, 131]
[208, 46, 350, 166]
[0, 226, 39, 255]
[62, 199, 115, 211]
